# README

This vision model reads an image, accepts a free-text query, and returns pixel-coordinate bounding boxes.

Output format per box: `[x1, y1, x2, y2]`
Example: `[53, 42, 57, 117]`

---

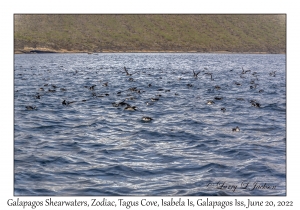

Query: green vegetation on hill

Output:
[14, 14, 286, 53]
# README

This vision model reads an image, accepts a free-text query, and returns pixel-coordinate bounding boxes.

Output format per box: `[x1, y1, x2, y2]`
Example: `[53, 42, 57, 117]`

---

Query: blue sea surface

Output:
[14, 53, 286, 196]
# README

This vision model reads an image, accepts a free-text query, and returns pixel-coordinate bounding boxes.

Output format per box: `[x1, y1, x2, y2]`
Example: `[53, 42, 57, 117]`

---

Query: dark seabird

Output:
[128, 87, 137, 92]
[232, 126, 240, 132]
[242, 67, 251, 74]
[207, 100, 215, 105]
[235, 82, 241, 86]
[89, 85, 96, 90]
[60, 88, 67, 91]
[48, 89, 56, 92]
[193, 70, 201, 78]
[112, 100, 129, 107]
[258, 89, 264, 93]
[221, 107, 226, 113]
[204, 73, 213, 81]
[62, 100, 75, 105]
[241, 67, 246, 74]
[124, 66, 132, 76]
[151, 98, 159, 102]
[187, 84, 193, 87]
[26, 106, 36, 110]
[214, 96, 222, 100]
[103, 82, 108, 87]
[142, 117, 153, 122]
[148, 84, 152, 87]
[124, 105, 137, 111]
[251, 102, 261, 108]
[204, 72, 214, 81]
[215, 85, 221, 90]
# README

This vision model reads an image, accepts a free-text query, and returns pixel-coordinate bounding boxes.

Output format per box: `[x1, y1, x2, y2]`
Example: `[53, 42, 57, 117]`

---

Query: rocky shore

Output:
[14, 47, 284, 54]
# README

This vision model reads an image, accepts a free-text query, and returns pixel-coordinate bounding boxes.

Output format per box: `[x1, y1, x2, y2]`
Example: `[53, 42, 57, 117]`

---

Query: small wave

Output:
[14, 53, 286, 196]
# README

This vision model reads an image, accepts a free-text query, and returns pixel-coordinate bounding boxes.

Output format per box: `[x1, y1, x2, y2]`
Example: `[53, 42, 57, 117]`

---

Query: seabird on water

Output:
[151, 98, 159, 102]
[207, 100, 215, 105]
[62, 100, 75, 105]
[142, 117, 153, 121]
[26, 106, 36, 110]
[232, 126, 240, 132]
[124, 105, 138, 111]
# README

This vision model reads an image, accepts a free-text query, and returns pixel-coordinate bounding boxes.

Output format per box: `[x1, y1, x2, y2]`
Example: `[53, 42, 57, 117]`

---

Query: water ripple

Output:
[14, 53, 286, 196]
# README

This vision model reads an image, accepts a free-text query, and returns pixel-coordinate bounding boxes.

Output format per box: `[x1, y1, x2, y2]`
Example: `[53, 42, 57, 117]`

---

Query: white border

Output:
[2, 1, 298, 209]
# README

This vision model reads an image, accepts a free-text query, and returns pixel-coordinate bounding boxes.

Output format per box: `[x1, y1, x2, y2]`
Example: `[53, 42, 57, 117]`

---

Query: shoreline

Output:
[14, 48, 286, 55]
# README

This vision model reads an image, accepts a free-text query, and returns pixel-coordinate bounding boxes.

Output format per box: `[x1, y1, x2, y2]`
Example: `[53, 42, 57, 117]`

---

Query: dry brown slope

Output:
[14, 14, 286, 53]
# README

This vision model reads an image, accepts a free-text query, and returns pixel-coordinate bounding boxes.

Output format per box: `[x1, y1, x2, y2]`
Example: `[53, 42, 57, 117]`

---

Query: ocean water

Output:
[14, 53, 286, 196]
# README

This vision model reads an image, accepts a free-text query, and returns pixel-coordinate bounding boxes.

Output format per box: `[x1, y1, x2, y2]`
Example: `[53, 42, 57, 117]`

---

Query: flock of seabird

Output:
[22, 63, 278, 132]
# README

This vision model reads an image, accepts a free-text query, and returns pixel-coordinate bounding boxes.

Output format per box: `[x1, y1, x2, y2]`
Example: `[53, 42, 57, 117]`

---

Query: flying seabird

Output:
[124, 66, 134, 76]
[193, 70, 201, 78]
[89, 85, 96, 90]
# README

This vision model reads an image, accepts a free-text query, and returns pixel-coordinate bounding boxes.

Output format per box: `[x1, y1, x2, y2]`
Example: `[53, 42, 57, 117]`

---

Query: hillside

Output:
[14, 14, 286, 54]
